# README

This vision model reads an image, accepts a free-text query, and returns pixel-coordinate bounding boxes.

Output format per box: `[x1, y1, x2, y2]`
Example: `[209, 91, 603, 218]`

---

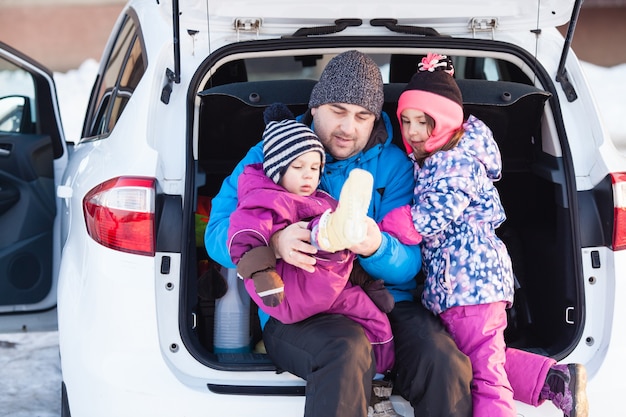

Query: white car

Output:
[0, 0, 624, 415]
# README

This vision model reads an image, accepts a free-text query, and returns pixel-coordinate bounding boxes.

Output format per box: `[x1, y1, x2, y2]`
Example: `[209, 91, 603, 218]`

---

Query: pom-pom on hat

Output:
[396, 53, 464, 153]
[262, 103, 326, 184]
[309, 50, 384, 119]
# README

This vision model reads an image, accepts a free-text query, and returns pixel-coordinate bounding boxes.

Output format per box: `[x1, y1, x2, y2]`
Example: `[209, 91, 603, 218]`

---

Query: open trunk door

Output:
[195, 0, 576, 34]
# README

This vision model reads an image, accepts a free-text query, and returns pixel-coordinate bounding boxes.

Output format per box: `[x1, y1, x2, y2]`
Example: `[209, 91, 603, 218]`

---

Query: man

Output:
[205, 50, 473, 417]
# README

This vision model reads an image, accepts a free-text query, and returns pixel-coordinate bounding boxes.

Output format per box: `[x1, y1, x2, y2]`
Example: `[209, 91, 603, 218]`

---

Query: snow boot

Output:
[540, 363, 589, 417]
[316, 168, 373, 252]
[368, 379, 401, 417]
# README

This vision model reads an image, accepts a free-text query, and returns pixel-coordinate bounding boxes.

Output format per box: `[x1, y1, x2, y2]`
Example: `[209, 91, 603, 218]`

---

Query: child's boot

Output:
[540, 363, 588, 417]
[236, 246, 284, 307]
[368, 379, 401, 417]
[316, 168, 373, 252]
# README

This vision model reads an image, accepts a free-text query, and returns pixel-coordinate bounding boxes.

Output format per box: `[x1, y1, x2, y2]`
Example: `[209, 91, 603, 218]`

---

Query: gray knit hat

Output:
[262, 103, 326, 184]
[308, 50, 384, 119]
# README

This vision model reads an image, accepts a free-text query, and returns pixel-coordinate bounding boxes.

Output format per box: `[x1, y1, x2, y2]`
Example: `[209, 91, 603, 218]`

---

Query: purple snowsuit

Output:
[227, 163, 394, 373]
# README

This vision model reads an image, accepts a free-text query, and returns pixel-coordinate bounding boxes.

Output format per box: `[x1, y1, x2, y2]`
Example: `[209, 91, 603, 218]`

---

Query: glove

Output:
[237, 246, 284, 307]
[378, 205, 422, 245]
[349, 261, 395, 313]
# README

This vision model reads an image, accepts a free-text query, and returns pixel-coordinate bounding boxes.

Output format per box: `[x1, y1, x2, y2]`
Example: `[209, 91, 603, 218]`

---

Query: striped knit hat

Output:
[262, 103, 326, 184]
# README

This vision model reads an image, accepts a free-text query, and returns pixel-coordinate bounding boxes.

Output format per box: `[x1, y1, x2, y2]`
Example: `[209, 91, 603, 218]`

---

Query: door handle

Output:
[565, 306, 575, 324]
[57, 185, 73, 199]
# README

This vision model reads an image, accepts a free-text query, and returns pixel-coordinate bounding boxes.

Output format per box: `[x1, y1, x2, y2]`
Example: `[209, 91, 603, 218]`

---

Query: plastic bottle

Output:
[213, 267, 251, 353]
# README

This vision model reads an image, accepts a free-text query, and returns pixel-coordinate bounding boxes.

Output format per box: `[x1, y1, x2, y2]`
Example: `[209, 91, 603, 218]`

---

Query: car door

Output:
[0, 41, 67, 332]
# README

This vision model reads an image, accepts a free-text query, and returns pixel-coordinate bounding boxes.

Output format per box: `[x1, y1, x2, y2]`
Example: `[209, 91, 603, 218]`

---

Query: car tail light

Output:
[83, 176, 156, 256]
[612, 173, 626, 251]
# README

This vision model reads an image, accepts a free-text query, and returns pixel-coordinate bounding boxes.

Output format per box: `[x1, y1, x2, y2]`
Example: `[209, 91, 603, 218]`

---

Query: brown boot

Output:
[236, 246, 284, 307]
[368, 379, 401, 417]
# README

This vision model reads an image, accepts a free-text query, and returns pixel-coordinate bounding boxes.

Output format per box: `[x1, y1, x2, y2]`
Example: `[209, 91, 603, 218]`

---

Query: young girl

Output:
[381, 53, 588, 417]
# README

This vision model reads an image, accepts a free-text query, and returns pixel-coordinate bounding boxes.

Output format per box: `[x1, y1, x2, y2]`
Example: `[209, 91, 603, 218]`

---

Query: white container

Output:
[213, 267, 251, 353]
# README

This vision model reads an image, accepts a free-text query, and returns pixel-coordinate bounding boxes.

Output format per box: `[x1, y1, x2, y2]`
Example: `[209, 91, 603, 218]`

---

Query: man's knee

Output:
[332, 330, 373, 363]
[318, 319, 376, 375]
[425, 333, 472, 379]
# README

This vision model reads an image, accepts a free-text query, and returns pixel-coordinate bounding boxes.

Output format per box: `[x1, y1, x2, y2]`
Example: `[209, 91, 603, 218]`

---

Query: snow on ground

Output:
[1, 60, 625, 417]
[0, 332, 62, 417]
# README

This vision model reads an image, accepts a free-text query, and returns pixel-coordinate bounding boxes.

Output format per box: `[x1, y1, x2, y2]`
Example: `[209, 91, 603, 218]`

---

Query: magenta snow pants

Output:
[440, 302, 556, 417]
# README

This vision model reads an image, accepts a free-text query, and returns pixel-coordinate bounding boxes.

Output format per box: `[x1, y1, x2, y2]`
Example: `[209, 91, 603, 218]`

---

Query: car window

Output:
[0, 59, 36, 134]
[211, 53, 531, 86]
[84, 13, 146, 139]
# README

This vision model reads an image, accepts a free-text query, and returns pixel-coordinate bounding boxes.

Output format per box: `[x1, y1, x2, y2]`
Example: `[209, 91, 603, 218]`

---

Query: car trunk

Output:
[185, 43, 584, 376]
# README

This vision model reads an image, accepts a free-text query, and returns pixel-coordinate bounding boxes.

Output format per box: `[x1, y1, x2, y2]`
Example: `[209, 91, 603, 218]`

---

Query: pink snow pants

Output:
[440, 302, 556, 417]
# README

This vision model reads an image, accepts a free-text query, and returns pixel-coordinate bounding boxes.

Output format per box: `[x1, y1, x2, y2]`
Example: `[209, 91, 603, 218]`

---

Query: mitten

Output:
[236, 246, 284, 307]
[378, 205, 422, 245]
[362, 279, 395, 314]
[349, 261, 395, 313]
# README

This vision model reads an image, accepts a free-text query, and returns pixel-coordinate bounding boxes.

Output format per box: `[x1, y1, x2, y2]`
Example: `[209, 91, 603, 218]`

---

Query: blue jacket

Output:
[205, 111, 422, 313]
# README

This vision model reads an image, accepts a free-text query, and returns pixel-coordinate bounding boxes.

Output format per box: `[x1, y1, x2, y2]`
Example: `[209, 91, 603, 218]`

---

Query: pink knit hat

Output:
[396, 53, 464, 154]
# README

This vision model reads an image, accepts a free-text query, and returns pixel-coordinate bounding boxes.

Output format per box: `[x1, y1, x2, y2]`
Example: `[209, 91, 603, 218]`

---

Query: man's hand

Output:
[270, 221, 318, 273]
[348, 217, 382, 257]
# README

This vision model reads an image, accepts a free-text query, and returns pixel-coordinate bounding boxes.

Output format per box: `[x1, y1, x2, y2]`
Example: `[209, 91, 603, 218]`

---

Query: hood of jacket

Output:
[457, 115, 502, 180]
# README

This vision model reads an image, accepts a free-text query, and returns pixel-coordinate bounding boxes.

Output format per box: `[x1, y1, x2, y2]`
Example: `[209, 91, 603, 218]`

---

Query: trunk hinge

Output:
[161, 0, 181, 104]
[234, 18, 261, 41]
[556, 0, 584, 103]
[469, 18, 498, 39]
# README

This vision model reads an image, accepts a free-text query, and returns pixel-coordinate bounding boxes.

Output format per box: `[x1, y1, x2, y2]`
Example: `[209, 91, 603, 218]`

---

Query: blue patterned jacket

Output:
[410, 115, 515, 315]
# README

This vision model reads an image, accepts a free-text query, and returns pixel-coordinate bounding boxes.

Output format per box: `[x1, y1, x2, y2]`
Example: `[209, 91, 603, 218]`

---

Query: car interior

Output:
[190, 53, 579, 371]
